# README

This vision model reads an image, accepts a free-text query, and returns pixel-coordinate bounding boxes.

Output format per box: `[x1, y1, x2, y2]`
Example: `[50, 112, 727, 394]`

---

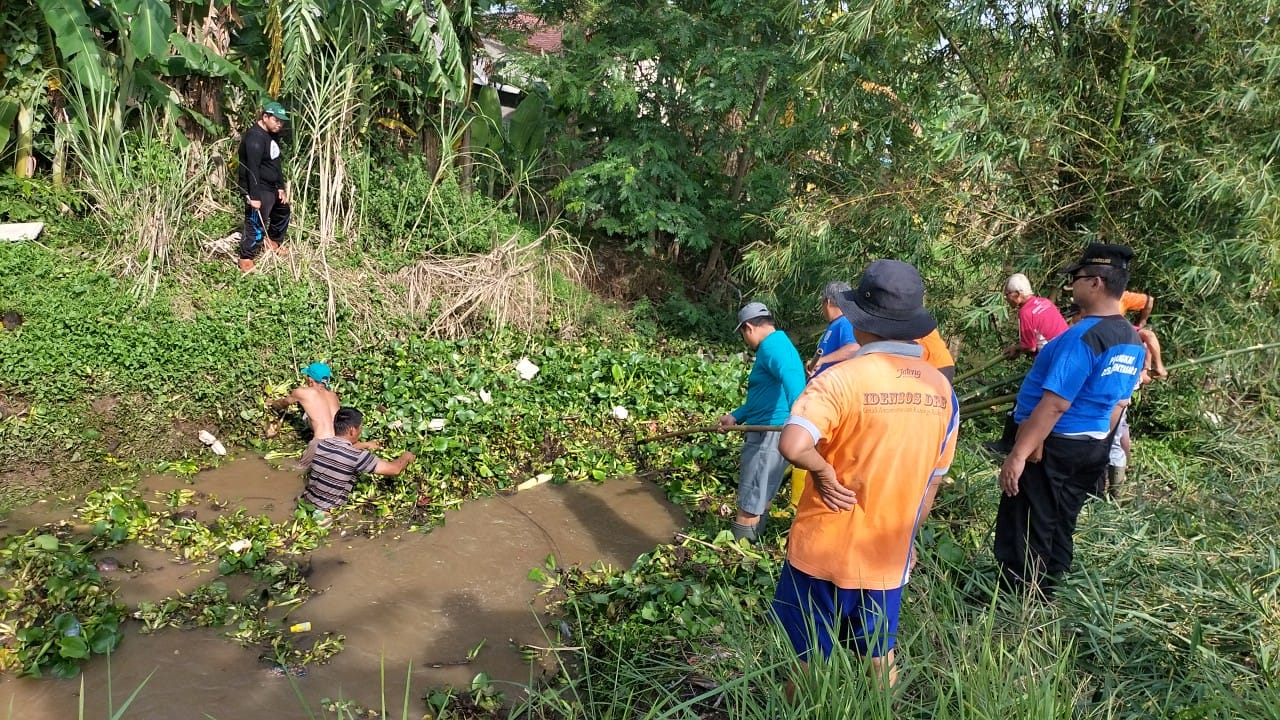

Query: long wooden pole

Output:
[635, 424, 782, 445]
[955, 342, 1280, 421]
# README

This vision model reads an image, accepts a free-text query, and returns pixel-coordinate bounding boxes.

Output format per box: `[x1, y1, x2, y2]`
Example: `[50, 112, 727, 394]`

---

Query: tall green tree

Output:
[527, 0, 825, 286]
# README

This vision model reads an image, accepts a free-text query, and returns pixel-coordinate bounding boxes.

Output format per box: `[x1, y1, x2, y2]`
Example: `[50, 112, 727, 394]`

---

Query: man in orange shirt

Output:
[915, 327, 956, 381]
[774, 260, 959, 689]
[1121, 290, 1167, 378]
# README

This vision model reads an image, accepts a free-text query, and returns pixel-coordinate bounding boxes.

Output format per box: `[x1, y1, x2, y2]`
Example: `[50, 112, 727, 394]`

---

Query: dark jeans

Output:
[240, 189, 291, 260]
[993, 433, 1109, 590]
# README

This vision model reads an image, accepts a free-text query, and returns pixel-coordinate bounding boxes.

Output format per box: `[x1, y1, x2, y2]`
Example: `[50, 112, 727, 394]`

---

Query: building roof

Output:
[491, 12, 563, 55]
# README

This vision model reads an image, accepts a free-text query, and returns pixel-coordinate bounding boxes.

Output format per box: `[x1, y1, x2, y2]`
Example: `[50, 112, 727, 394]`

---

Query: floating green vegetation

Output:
[0, 531, 125, 677]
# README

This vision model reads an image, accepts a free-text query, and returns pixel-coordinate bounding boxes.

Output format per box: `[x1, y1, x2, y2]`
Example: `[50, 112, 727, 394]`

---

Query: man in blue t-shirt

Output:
[717, 302, 806, 542]
[994, 243, 1146, 594]
[808, 281, 860, 378]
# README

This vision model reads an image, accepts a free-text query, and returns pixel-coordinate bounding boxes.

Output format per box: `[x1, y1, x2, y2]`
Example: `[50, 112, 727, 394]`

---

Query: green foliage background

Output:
[1, 0, 1279, 715]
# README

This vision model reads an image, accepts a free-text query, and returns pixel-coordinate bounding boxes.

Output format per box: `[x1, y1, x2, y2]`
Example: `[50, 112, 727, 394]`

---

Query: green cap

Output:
[263, 101, 288, 120]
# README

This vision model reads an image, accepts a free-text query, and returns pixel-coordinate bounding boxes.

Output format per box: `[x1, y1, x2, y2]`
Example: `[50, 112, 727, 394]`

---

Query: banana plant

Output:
[29, 0, 262, 144]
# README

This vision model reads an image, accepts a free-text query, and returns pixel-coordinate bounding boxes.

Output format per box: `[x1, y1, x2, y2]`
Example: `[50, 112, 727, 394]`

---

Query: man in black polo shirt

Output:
[236, 101, 291, 272]
[302, 407, 416, 515]
[994, 243, 1146, 594]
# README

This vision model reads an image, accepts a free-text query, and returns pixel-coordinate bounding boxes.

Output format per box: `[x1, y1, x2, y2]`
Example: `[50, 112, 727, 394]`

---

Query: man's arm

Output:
[373, 451, 416, 476]
[269, 388, 302, 412]
[998, 391, 1070, 496]
[242, 131, 268, 204]
[1135, 295, 1154, 328]
[776, 353, 807, 407]
[779, 424, 856, 511]
[813, 342, 861, 371]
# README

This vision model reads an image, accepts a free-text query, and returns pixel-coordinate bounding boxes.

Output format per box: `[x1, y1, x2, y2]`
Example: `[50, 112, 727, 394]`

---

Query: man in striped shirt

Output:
[301, 407, 416, 512]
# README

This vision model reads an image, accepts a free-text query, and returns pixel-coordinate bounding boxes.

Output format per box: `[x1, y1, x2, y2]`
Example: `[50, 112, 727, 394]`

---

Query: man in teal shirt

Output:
[718, 302, 807, 541]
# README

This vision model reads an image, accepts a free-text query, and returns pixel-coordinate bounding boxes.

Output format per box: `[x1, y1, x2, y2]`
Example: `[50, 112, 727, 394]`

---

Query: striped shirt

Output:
[301, 437, 378, 510]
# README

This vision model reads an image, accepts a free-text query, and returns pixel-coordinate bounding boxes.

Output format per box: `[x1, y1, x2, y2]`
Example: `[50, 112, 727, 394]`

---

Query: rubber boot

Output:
[1106, 465, 1126, 499]
[730, 520, 760, 543]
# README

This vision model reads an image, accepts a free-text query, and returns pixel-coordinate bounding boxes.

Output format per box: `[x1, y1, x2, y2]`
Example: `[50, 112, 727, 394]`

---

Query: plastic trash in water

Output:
[428, 418, 447, 431]
[228, 539, 252, 553]
[516, 472, 555, 491]
[198, 430, 227, 456]
[515, 358, 540, 381]
[611, 406, 629, 420]
[63, 619, 81, 637]
[478, 389, 493, 404]
[289, 622, 312, 633]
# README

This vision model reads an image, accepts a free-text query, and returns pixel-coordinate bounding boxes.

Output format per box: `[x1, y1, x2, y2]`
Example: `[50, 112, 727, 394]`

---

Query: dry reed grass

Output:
[198, 224, 588, 342]
[383, 230, 586, 338]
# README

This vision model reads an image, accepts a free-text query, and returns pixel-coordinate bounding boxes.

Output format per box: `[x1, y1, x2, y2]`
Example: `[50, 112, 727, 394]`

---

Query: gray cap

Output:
[735, 301, 771, 332]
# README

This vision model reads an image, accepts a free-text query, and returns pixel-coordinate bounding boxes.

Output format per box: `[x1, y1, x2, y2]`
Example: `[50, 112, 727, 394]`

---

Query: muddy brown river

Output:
[0, 457, 687, 719]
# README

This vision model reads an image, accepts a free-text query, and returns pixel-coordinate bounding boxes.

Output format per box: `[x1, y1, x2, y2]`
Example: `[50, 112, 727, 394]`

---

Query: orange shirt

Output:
[785, 344, 958, 590]
[1120, 291, 1150, 314]
[916, 328, 954, 372]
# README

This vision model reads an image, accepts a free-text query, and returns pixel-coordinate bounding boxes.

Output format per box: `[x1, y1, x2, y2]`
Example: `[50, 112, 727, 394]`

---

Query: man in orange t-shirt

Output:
[916, 327, 955, 381]
[774, 260, 959, 690]
[1120, 290, 1166, 378]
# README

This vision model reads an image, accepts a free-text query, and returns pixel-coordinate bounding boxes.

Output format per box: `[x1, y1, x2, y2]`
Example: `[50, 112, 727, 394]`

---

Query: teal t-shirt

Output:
[733, 329, 806, 424]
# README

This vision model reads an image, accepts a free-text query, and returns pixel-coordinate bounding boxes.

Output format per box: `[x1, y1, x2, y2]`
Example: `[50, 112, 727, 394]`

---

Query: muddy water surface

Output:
[0, 458, 686, 719]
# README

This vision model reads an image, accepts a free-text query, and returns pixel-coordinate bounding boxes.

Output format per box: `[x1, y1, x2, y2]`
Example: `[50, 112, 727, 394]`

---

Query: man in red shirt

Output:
[1002, 273, 1069, 359]
[987, 274, 1070, 455]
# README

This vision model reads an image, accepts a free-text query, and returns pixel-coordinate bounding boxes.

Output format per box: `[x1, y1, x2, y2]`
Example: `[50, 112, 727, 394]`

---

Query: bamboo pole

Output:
[959, 392, 1018, 417]
[956, 343, 1280, 420]
[1162, 342, 1280, 373]
[635, 424, 782, 445]
[954, 355, 1006, 384]
[960, 404, 1014, 421]
[959, 373, 1024, 403]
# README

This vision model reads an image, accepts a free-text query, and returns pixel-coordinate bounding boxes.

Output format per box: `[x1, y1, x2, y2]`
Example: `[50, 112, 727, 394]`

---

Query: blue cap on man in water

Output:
[301, 362, 332, 385]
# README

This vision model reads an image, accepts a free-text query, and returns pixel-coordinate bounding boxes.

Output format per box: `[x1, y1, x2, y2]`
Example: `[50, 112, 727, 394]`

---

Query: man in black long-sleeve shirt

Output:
[236, 101, 291, 272]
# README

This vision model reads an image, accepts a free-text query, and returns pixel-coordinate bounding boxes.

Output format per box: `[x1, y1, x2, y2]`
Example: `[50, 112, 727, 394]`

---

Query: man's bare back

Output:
[288, 384, 340, 439]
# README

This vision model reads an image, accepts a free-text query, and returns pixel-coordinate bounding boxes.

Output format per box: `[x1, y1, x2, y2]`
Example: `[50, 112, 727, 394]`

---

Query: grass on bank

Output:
[504, 428, 1280, 720]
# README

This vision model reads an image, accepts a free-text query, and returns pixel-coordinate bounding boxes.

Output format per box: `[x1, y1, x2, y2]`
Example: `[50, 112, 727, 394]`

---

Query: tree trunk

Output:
[51, 108, 67, 187]
[15, 104, 34, 178]
[697, 69, 770, 293]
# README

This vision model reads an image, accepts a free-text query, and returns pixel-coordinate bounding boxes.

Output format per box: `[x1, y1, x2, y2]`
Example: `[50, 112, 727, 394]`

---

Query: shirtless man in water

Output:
[271, 362, 379, 467]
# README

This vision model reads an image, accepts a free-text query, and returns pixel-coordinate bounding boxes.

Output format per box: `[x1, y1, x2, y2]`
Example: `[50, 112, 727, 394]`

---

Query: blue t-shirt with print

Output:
[1013, 315, 1145, 436]
[812, 316, 856, 377]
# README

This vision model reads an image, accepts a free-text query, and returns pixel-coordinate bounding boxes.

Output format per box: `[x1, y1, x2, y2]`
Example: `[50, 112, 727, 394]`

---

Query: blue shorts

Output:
[771, 562, 903, 660]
